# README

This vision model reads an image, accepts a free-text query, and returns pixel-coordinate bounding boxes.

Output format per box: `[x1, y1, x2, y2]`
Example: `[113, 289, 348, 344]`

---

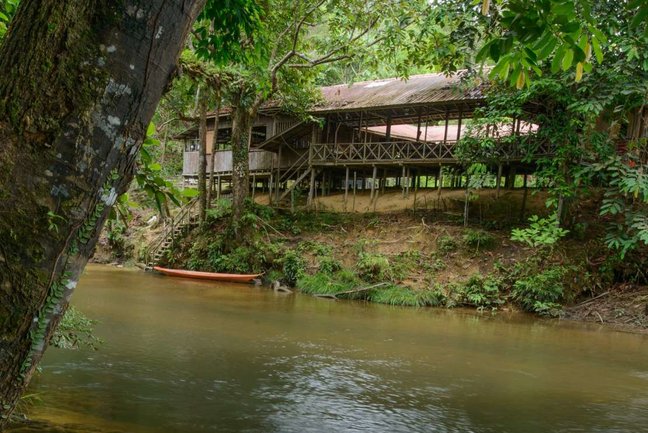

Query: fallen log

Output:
[575, 291, 610, 307]
[313, 282, 390, 299]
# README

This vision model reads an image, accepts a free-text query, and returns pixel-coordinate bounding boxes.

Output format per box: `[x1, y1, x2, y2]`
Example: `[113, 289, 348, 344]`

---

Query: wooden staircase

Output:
[145, 198, 200, 269]
[276, 152, 312, 202]
[279, 167, 315, 202]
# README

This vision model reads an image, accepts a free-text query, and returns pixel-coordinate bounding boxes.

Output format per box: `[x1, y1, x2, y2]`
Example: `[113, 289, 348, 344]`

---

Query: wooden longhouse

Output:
[181, 72, 552, 206]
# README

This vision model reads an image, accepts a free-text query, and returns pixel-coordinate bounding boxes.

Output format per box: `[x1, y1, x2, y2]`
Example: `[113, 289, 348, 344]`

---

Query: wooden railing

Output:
[310, 138, 554, 165]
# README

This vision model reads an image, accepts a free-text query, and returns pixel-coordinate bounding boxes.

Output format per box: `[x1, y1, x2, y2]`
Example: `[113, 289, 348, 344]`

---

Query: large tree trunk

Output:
[197, 91, 208, 224]
[230, 99, 255, 238]
[206, 100, 221, 208]
[0, 0, 203, 425]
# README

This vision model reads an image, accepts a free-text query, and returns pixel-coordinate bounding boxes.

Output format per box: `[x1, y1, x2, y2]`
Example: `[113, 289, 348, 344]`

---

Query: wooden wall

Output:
[183, 149, 304, 177]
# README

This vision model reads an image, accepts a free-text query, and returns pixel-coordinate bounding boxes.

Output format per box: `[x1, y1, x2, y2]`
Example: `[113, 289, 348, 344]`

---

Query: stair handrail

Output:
[279, 167, 316, 202]
[278, 151, 308, 184]
[145, 197, 199, 266]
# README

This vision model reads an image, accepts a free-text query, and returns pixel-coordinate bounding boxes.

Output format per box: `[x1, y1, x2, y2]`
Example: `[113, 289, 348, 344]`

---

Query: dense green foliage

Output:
[0, 0, 17, 39]
[471, 1, 648, 87]
[512, 267, 568, 315]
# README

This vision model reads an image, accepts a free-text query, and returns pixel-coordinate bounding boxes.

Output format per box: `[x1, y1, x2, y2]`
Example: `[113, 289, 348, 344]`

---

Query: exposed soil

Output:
[565, 284, 648, 333]
[293, 211, 530, 290]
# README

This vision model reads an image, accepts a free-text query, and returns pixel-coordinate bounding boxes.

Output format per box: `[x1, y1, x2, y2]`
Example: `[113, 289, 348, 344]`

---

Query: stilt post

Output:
[352, 171, 357, 212]
[344, 166, 349, 211]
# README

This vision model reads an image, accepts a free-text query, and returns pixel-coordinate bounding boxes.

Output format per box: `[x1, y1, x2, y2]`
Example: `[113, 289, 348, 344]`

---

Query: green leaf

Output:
[532, 30, 553, 51]
[630, 7, 648, 29]
[561, 49, 574, 71]
[588, 25, 607, 43]
[552, 1, 575, 16]
[181, 188, 200, 197]
[551, 45, 566, 73]
[591, 37, 603, 63]
[559, 22, 580, 34]
[476, 40, 493, 62]
[146, 122, 156, 137]
[489, 41, 501, 62]
[536, 37, 558, 61]
[572, 45, 586, 63]
[489, 60, 509, 81]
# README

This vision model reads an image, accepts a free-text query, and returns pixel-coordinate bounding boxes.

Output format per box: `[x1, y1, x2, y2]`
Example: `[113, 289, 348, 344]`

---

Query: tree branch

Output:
[286, 17, 380, 69]
[263, 0, 328, 103]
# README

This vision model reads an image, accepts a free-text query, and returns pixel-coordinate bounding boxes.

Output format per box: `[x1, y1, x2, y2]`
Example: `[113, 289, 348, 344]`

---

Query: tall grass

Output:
[368, 285, 446, 307]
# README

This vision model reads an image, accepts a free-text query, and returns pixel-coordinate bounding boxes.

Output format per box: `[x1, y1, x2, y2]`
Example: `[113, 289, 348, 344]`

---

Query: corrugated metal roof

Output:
[367, 122, 537, 142]
[178, 72, 485, 141]
[313, 72, 484, 112]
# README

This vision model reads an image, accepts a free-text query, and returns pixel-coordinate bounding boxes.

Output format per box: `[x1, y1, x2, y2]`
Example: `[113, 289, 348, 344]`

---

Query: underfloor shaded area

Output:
[10, 265, 648, 433]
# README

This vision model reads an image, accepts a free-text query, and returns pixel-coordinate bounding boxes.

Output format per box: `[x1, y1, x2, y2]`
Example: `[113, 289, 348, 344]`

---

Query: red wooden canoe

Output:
[152, 266, 261, 283]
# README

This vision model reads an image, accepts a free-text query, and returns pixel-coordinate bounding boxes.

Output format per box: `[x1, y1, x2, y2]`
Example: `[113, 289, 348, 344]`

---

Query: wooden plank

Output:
[372, 165, 379, 212]
[443, 109, 449, 144]
[276, 144, 282, 202]
[520, 174, 528, 221]
[344, 166, 349, 211]
[307, 169, 316, 206]
[496, 163, 502, 198]
[413, 168, 418, 210]
[352, 171, 357, 212]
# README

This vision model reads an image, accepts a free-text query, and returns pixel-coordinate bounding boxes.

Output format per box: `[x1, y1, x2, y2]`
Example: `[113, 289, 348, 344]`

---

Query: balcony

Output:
[310, 138, 552, 166]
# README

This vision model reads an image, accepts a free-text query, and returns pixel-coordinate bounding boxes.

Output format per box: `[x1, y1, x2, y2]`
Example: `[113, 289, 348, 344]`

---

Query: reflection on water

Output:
[9, 265, 648, 433]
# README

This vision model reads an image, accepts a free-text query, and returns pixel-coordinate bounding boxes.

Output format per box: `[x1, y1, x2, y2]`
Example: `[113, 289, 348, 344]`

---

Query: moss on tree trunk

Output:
[230, 97, 256, 238]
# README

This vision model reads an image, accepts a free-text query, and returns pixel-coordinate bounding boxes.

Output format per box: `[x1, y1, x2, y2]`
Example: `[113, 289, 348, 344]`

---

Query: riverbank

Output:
[92, 189, 647, 332]
[148, 195, 645, 331]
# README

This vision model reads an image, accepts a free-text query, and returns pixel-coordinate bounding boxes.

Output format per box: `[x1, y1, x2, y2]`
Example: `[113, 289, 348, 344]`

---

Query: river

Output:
[8, 265, 648, 433]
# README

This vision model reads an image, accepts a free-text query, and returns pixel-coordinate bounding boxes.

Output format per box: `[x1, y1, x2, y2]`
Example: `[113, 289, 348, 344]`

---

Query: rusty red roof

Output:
[313, 72, 484, 113]
[367, 122, 538, 142]
[176, 72, 485, 139]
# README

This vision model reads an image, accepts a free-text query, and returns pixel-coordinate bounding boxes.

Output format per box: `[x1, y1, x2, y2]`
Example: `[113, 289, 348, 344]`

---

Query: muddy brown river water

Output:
[9, 264, 648, 432]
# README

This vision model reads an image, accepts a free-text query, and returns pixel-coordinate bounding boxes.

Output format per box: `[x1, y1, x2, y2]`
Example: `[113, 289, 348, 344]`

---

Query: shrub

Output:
[511, 213, 569, 249]
[459, 275, 503, 309]
[298, 240, 332, 256]
[213, 246, 257, 274]
[106, 220, 129, 258]
[282, 249, 306, 285]
[512, 266, 568, 316]
[266, 269, 285, 284]
[424, 257, 446, 272]
[206, 199, 232, 222]
[247, 200, 275, 220]
[437, 235, 458, 253]
[463, 229, 496, 250]
[357, 252, 391, 282]
[390, 251, 421, 281]
[318, 256, 342, 274]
